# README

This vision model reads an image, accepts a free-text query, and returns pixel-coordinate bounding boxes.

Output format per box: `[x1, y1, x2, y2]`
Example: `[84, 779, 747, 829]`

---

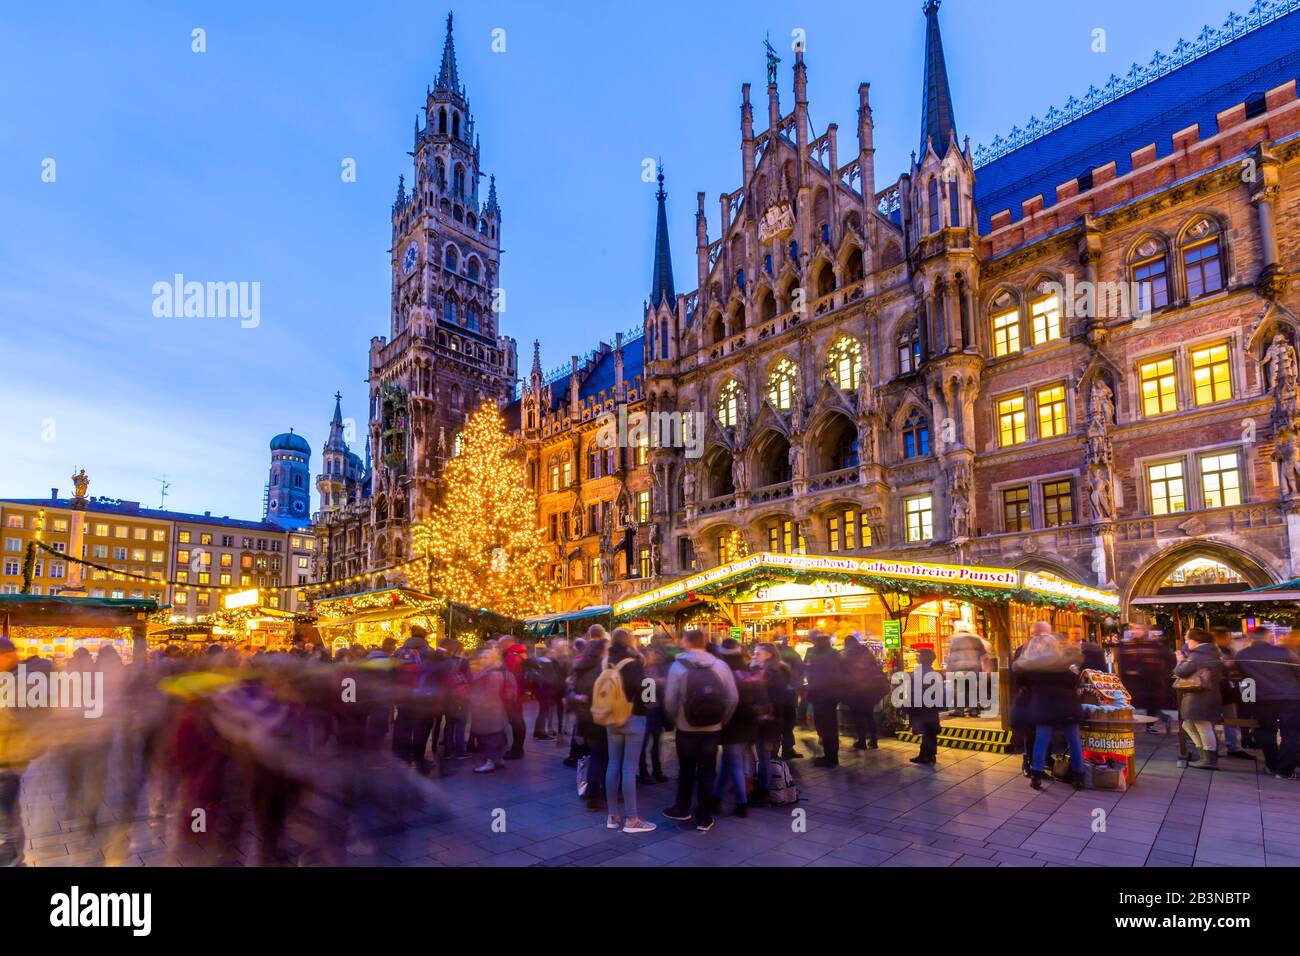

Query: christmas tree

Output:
[411, 401, 549, 618]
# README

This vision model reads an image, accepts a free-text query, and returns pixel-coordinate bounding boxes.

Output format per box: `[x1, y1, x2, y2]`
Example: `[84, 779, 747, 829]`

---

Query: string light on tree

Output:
[410, 401, 549, 618]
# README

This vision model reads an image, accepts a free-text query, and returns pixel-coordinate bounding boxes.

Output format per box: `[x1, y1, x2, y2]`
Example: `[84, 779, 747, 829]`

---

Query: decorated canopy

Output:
[613, 552, 1120, 622]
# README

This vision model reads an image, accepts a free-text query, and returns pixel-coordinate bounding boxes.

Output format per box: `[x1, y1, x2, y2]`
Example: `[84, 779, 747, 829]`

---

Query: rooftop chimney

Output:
[51, 487, 58, 501]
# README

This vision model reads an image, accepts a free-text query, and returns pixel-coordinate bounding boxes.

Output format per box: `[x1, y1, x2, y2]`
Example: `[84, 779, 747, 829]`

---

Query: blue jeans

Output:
[713, 741, 749, 806]
[1031, 723, 1083, 774]
[481, 731, 507, 764]
[606, 716, 645, 818]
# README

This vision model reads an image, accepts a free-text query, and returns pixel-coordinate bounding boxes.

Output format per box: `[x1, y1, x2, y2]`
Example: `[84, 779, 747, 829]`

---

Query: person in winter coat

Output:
[803, 631, 847, 767]
[906, 647, 944, 765]
[663, 629, 738, 832]
[603, 629, 655, 834]
[496, 635, 529, 759]
[570, 633, 610, 810]
[843, 636, 888, 750]
[773, 633, 805, 759]
[1210, 628, 1253, 759]
[637, 647, 670, 785]
[752, 642, 790, 797]
[1115, 634, 1176, 732]
[1235, 626, 1300, 778]
[712, 640, 763, 817]
[1009, 621, 1052, 774]
[945, 622, 989, 717]
[0, 639, 46, 867]
[1013, 633, 1085, 790]
[468, 646, 510, 774]
[1174, 628, 1224, 770]
[391, 632, 438, 774]
[528, 642, 563, 740]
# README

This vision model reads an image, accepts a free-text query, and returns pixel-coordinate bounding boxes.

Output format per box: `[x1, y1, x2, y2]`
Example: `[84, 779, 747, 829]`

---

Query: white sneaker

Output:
[606, 815, 623, 830]
[473, 761, 495, 773]
[623, 818, 657, 834]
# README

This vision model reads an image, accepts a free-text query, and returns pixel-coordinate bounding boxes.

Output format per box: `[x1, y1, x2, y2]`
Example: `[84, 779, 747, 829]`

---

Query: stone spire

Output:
[436, 12, 460, 93]
[919, 0, 957, 155]
[484, 173, 500, 218]
[649, 164, 676, 309]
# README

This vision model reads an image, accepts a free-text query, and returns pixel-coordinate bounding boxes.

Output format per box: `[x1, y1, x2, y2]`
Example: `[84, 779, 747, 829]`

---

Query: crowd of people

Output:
[2, 616, 1299, 866]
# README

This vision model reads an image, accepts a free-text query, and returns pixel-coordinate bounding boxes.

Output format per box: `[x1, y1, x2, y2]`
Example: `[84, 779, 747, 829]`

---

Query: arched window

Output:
[453, 165, 466, 198]
[443, 245, 458, 271]
[438, 108, 447, 135]
[467, 307, 479, 332]
[1181, 218, 1225, 299]
[826, 337, 861, 391]
[927, 178, 941, 233]
[715, 379, 744, 428]
[659, 319, 669, 359]
[813, 261, 835, 299]
[902, 409, 930, 458]
[896, 321, 921, 375]
[467, 258, 480, 281]
[1129, 235, 1170, 313]
[767, 357, 799, 411]
[709, 312, 726, 345]
[443, 299, 457, 325]
[435, 158, 446, 190]
[452, 112, 460, 139]
[449, 384, 461, 410]
[948, 179, 961, 228]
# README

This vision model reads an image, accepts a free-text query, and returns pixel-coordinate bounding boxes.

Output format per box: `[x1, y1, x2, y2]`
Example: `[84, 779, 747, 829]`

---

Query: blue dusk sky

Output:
[0, 0, 1243, 519]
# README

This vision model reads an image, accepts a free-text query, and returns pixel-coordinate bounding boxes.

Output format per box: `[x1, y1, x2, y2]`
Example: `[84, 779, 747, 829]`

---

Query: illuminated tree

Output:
[410, 401, 549, 618]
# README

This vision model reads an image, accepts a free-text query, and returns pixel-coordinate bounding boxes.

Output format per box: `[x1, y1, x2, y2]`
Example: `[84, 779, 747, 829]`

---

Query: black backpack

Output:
[683, 661, 728, 726]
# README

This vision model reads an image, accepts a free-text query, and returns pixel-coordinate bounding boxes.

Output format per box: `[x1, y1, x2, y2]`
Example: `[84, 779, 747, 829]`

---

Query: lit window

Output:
[827, 337, 861, 391]
[997, 395, 1027, 446]
[1200, 452, 1242, 508]
[1148, 461, 1186, 515]
[1042, 480, 1074, 527]
[1190, 343, 1232, 406]
[843, 509, 857, 551]
[95, 524, 109, 537]
[636, 491, 650, 524]
[992, 309, 1020, 357]
[638, 548, 652, 579]
[178, 531, 190, 544]
[1036, 385, 1067, 439]
[905, 495, 933, 543]
[1139, 357, 1178, 416]
[589, 555, 601, 584]
[715, 379, 743, 428]
[827, 515, 841, 552]
[1002, 487, 1031, 532]
[767, 358, 799, 411]
[1184, 238, 1223, 298]
[1030, 293, 1062, 345]
[633, 435, 649, 467]
[859, 513, 872, 548]
[718, 533, 733, 565]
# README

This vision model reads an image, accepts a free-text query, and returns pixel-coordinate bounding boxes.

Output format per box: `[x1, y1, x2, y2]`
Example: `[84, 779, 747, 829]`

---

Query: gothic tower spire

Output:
[436, 12, 460, 93]
[919, 0, 957, 156]
[649, 165, 676, 309]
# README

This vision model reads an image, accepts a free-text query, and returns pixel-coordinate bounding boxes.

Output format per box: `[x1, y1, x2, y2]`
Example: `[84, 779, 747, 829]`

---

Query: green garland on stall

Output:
[617, 563, 1118, 623]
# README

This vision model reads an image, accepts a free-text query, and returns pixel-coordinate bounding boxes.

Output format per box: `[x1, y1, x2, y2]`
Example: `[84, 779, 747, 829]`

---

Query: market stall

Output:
[613, 551, 1121, 739]
[204, 588, 313, 648]
[0, 593, 158, 662]
[523, 605, 612, 640]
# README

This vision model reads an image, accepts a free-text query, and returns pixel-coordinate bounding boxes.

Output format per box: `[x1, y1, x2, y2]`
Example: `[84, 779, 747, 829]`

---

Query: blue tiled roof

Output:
[973, 9, 1300, 231]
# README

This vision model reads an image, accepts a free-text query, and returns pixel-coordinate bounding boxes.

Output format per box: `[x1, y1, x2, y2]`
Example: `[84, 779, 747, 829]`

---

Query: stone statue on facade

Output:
[1267, 333, 1299, 426]
[683, 466, 697, 505]
[1087, 462, 1115, 521]
[731, 454, 748, 494]
[788, 438, 806, 481]
[1276, 431, 1300, 498]
[950, 492, 970, 539]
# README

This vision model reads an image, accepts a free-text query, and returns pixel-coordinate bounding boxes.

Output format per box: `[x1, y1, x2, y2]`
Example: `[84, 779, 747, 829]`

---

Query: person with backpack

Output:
[637, 647, 670, 785]
[468, 645, 510, 774]
[497, 635, 529, 759]
[570, 630, 609, 810]
[592, 629, 656, 834]
[843, 636, 888, 750]
[804, 631, 848, 767]
[713, 640, 763, 817]
[662, 628, 738, 832]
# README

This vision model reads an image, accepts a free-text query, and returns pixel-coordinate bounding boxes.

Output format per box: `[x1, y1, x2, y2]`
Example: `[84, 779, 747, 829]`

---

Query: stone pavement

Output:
[16, 721, 1300, 867]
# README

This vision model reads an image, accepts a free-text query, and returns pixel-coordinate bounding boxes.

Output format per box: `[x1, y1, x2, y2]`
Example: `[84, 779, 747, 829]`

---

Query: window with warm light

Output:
[1030, 293, 1062, 345]
[1036, 385, 1068, 439]
[997, 395, 1027, 446]
[1200, 452, 1242, 508]
[716, 379, 743, 427]
[992, 309, 1020, 357]
[1190, 343, 1232, 406]
[767, 358, 799, 411]
[905, 495, 933, 542]
[827, 337, 861, 391]
[1139, 357, 1178, 416]
[1148, 460, 1186, 515]
[636, 490, 650, 524]
[718, 533, 733, 565]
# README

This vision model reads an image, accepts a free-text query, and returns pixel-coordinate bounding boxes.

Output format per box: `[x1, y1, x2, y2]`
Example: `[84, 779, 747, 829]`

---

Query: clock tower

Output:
[370, 11, 517, 560]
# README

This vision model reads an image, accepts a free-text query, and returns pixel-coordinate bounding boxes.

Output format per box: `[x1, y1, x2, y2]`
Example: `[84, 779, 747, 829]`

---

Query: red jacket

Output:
[501, 641, 528, 689]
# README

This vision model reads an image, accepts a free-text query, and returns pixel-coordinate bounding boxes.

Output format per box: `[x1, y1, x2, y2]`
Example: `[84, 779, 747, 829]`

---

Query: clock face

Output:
[402, 242, 419, 275]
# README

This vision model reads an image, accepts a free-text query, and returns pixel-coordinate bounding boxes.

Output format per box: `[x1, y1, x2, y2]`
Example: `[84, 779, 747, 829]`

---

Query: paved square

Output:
[15, 716, 1300, 867]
